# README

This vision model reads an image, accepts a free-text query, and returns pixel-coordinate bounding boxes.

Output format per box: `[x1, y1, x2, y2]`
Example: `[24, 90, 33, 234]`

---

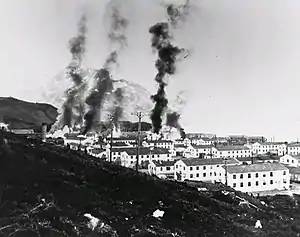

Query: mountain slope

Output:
[1, 132, 300, 236]
[0, 97, 58, 130]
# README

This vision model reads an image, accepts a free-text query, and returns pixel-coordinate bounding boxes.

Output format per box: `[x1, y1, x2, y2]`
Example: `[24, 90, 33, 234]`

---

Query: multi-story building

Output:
[249, 142, 287, 156]
[117, 147, 173, 168]
[226, 163, 289, 193]
[214, 146, 252, 159]
[186, 133, 216, 139]
[287, 143, 300, 155]
[280, 154, 300, 167]
[144, 140, 174, 150]
[287, 167, 300, 183]
[190, 145, 218, 158]
[190, 137, 215, 146]
[148, 160, 176, 179]
[174, 158, 240, 183]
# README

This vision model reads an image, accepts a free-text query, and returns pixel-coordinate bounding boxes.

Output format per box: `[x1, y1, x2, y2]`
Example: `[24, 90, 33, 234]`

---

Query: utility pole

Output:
[224, 158, 228, 186]
[108, 114, 114, 163]
[131, 111, 145, 172]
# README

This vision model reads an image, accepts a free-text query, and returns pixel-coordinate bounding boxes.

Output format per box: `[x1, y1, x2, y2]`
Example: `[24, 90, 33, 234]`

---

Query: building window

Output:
[196, 173, 199, 177]
[203, 173, 206, 177]
[233, 183, 236, 188]
[210, 172, 212, 176]
[263, 182, 266, 185]
[240, 183, 244, 187]
[255, 173, 258, 178]
[240, 174, 243, 179]
[248, 174, 251, 178]
[190, 167, 193, 171]
[233, 175, 236, 179]
[214, 172, 217, 176]
[263, 174, 266, 177]
[270, 180, 273, 184]
[256, 181, 259, 186]
[196, 166, 199, 170]
[248, 182, 251, 186]
[203, 166, 206, 170]
[166, 167, 171, 171]
[283, 171, 286, 175]
[190, 174, 193, 178]
[270, 172, 273, 177]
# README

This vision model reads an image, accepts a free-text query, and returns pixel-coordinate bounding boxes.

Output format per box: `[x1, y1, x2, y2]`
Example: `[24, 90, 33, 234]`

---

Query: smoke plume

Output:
[82, 2, 128, 134]
[149, 2, 189, 134]
[61, 14, 87, 128]
[111, 88, 124, 127]
[166, 112, 186, 139]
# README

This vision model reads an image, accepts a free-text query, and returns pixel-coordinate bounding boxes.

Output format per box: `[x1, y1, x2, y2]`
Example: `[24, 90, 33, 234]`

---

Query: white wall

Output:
[280, 155, 299, 167]
[227, 169, 289, 193]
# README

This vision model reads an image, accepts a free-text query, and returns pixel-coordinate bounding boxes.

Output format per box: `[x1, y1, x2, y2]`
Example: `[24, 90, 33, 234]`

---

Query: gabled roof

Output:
[191, 144, 214, 149]
[256, 155, 280, 161]
[111, 147, 170, 155]
[287, 166, 300, 175]
[227, 163, 287, 174]
[145, 140, 173, 144]
[287, 142, 300, 147]
[282, 154, 300, 161]
[258, 142, 285, 146]
[216, 146, 250, 151]
[179, 158, 239, 166]
[111, 142, 130, 147]
[151, 160, 176, 167]
[236, 157, 258, 162]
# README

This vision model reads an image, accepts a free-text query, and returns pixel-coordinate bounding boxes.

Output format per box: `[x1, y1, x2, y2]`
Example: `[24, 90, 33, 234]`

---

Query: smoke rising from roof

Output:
[56, 14, 87, 129]
[149, 1, 189, 135]
[82, 1, 128, 134]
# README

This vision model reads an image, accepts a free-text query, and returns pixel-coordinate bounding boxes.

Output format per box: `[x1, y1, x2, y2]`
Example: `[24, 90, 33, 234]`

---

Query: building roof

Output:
[151, 160, 176, 167]
[258, 142, 285, 146]
[90, 148, 105, 154]
[174, 144, 187, 148]
[287, 142, 300, 147]
[216, 146, 250, 151]
[179, 158, 240, 166]
[236, 157, 258, 162]
[256, 155, 280, 161]
[227, 163, 287, 174]
[112, 137, 136, 141]
[111, 142, 130, 147]
[287, 166, 300, 175]
[191, 144, 213, 149]
[145, 140, 173, 144]
[112, 147, 170, 155]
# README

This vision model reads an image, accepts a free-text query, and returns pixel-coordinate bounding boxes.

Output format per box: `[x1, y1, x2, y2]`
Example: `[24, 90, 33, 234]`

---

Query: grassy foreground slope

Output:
[0, 132, 300, 237]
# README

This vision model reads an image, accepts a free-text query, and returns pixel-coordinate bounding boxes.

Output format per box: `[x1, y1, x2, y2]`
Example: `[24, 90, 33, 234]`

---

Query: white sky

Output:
[1, 0, 300, 141]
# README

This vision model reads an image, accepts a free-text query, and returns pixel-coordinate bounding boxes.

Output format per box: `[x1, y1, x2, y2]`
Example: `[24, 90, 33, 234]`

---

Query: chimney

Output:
[41, 123, 47, 142]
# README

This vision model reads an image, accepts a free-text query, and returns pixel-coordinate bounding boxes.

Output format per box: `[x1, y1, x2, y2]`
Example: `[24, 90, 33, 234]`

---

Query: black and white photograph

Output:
[1, 0, 300, 236]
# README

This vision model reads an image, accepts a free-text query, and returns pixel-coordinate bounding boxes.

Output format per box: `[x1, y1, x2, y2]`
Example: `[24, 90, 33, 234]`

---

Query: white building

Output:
[174, 158, 240, 183]
[144, 140, 174, 150]
[280, 154, 300, 167]
[148, 160, 176, 179]
[215, 146, 252, 158]
[117, 147, 173, 168]
[190, 145, 218, 158]
[287, 143, 300, 155]
[190, 137, 215, 146]
[226, 163, 289, 193]
[249, 142, 287, 156]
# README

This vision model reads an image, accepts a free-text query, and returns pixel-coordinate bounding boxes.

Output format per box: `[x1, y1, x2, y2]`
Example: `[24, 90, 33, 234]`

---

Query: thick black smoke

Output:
[166, 112, 186, 139]
[61, 15, 87, 128]
[82, 69, 113, 134]
[111, 88, 124, 127]
[82, 4, 128, 134]
[166, 1, 190, 27]
[149, 17, 186, 134]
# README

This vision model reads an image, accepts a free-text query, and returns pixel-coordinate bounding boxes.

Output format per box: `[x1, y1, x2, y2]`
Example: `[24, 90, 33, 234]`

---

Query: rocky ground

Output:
[1, 132, 300, 236]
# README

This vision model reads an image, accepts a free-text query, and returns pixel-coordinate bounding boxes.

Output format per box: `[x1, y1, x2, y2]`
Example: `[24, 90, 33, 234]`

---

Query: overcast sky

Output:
[1, 0, 300, 141]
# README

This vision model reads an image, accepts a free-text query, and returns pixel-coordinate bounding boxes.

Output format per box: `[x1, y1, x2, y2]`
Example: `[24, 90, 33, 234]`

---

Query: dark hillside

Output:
[0, 132, 300, 236]
[0, 97, 58, 130]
